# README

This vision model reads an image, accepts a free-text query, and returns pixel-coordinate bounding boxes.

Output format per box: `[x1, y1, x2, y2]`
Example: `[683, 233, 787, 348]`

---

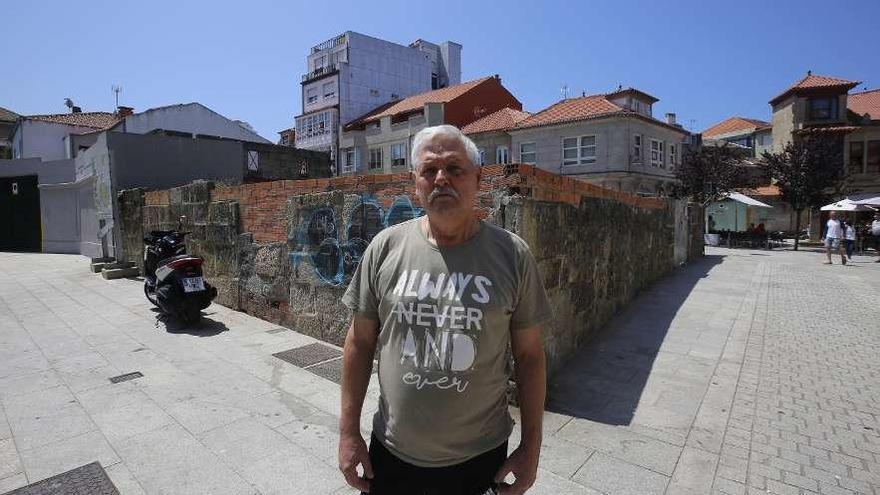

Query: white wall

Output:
[13, 120, 99, 161]
[342, 32, 434, 125]
[116, 103, 270, 143]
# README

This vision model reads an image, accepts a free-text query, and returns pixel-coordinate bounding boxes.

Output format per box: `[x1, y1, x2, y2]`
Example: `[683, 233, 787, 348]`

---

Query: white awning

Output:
[820, 199, 877, 211]
[725, 192, 773, 208]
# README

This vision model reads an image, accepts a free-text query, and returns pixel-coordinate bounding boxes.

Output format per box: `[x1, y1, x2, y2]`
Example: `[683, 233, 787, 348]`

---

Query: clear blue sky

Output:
[3, 0, 878, 141]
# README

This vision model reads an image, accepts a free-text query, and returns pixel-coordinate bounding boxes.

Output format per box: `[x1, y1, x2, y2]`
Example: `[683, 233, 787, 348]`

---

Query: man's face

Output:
[830, 211, 837, 219]
[413, 133, 481, 217]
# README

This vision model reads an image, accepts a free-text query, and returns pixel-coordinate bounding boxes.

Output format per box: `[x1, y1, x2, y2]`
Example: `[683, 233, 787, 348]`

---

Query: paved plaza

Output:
[0, 247, 878, 495]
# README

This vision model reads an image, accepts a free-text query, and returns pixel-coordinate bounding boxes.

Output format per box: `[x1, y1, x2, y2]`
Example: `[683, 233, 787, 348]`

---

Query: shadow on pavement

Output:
[546, 254, 726, 425]
[156, 311, 230, 336]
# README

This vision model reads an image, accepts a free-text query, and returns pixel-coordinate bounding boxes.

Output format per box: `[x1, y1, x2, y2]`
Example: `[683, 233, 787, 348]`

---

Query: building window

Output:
[322, 82, 335, 99]
[496, 146, 509, 164]
[247, 150, 259, 171]
[313, 55, 326, 70]
[562, 136, 597, 166]
[633, 134, 643, 162]
[669, 144, 676, 169]
[849, 141, 865, 174]
[650, 139, 665, 167]
[519, 142, 536, 164]
[343, 148, 358, 172]
[391, 143, 406, 167]
[306, 88, 318, 104]
[369, 148, 383, 170]
[867, 140, 880, 174]
[808, 97, 838, 120]
[478, 148, 486, 166]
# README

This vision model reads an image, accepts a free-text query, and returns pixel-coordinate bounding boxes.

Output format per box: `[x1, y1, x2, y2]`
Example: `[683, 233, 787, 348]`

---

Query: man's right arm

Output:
[338, 314, 380, 492]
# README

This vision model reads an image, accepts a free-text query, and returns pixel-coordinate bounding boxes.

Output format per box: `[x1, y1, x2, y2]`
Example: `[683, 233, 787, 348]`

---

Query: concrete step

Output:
[90, 256, 115, 263]
[101, 267, 140, 280]
[90, 262, 112, 273]
[103, 261, 136, 270]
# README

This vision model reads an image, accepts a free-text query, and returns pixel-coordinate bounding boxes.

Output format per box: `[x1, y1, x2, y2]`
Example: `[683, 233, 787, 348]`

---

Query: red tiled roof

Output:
[605, 87, 659, 104]
[769, 73, 860, 105]
[0, 106, 19, 123]
[515, 95, 625, 129]
[702, 117, 770, 138]
[461, 107, 531, 135]
[345, 76, 496, 128]
[848, 89, 880, 120]
[26, 112, 120, 130]
[742, 185, 781, 196]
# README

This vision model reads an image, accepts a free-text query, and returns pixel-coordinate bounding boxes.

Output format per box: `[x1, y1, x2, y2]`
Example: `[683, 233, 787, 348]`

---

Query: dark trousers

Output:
[845, 239, 855, 258]
[363, 435, 508, 495]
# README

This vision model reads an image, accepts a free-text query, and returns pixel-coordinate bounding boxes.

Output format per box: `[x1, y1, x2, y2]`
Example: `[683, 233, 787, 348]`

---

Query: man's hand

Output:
[494, 445, 539, 495]
[338, 432, 373, 492]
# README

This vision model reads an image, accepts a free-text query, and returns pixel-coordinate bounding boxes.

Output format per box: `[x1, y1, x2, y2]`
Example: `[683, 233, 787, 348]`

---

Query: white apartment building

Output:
[294, 31, 461, 173]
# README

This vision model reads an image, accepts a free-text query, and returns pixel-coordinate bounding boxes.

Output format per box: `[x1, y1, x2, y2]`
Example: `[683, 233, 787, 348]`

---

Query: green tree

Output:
[673, 144, 757, 205]
[761, 136, 844, 251]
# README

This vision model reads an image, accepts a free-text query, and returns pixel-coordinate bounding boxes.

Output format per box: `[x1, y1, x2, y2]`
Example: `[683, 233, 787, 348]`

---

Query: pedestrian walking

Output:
[824, 211, 847, 265]
[872, 212, 880, 263]
[338, 125, 552, 495]
[843, 219, 856, 261]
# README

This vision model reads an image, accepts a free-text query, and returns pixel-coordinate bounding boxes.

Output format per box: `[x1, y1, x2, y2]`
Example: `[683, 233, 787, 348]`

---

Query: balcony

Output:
[311, 34, 346, 53]
[302, 64, 338, 84]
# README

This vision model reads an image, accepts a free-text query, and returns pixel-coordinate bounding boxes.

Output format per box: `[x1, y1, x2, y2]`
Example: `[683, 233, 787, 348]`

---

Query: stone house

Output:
[769, 72, 880, 195]
[468, 87, 690, 196]
[338, 75, 521, 174]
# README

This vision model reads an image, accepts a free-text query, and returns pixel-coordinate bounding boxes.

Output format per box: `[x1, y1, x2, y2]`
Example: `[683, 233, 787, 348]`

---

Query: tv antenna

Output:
[560, 84, 569, 99]
[112, 85, 122, 108]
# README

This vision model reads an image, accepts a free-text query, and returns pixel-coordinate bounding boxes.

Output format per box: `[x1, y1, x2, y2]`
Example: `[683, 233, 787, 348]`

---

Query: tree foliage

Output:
[673, 144, 758, 205]
[760, 137, 844, 213]
[761, 136, 844, 250]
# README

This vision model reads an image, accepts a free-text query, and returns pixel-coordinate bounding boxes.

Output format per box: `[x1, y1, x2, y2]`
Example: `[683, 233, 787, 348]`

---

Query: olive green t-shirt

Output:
[342, 218, 552, 467]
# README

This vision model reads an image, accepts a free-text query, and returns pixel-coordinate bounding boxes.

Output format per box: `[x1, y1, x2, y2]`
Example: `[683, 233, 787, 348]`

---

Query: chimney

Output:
[665, 112, 676, 125]
[117, 106, 134, 118]
[72, 106, 82, 113]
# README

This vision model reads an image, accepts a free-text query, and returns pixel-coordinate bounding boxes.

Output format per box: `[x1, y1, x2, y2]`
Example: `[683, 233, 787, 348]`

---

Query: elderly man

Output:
[339, 125, 551, 495]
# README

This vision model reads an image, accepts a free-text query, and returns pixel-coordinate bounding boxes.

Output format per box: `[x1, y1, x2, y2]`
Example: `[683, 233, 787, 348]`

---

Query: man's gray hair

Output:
[411, 125, 481, 170]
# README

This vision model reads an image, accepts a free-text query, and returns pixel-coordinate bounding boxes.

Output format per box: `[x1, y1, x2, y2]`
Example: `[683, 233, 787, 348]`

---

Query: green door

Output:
[0, 175, 41, 252]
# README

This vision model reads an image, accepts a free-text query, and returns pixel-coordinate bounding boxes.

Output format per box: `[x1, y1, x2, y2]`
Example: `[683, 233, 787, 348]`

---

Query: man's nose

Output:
[433, 168, 449, 185]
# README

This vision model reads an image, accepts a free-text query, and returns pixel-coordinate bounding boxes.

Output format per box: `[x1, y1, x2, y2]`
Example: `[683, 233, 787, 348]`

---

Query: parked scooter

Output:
[143, 217, 217, 324]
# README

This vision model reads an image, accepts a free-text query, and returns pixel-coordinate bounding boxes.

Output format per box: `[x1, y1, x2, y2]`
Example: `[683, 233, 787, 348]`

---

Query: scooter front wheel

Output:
[144, 282, 159, 306]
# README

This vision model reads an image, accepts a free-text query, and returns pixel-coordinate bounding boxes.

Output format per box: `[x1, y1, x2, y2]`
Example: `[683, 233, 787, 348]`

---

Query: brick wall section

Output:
[124, 166, 700, 377]
[141, 164, 664, 244]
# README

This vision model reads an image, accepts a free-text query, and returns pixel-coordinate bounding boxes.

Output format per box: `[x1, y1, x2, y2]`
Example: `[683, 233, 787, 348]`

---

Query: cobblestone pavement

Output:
[547, 248, 880, 495]
[0, 248, 878, 495]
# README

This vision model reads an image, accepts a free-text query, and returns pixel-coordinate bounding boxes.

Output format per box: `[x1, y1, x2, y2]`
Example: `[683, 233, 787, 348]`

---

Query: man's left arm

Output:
[495, 324, 546, 495]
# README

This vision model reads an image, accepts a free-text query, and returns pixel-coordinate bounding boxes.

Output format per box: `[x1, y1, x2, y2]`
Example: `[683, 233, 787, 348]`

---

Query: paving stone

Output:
[0, 473, 28, 493]
[666, 446, 718, 495]
[113, 423, 255, 495]
[19, 430, 120, 483]
[572, 452, 669, 495]
[558, 419, 682, 475]
[198, 416, 295, 466]
[0, 438, 22, 480]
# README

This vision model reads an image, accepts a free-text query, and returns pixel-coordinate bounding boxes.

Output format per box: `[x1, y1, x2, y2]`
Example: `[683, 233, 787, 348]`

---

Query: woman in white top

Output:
[843, 220, 856, 261]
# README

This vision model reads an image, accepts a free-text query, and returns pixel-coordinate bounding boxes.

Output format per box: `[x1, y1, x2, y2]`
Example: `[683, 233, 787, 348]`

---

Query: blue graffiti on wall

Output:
[290, 195, 423, 285]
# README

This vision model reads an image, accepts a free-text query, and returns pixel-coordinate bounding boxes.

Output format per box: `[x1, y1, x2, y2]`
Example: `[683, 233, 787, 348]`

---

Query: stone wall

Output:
[119, 164, 703, 377]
